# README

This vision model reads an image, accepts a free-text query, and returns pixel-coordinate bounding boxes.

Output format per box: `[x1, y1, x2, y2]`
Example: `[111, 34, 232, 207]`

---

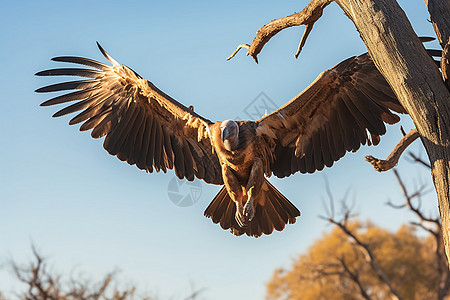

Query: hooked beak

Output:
[222, 127, 233, 142]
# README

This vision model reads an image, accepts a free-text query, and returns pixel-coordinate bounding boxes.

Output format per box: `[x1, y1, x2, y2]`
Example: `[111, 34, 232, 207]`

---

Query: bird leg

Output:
[244, 159, 264, 222]
[365, 128, 420, 172]
[221, 163, 246, 227]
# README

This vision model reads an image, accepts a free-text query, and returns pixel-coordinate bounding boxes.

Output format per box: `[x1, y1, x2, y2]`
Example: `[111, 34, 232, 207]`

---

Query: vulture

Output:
[36, 42, 407, 238]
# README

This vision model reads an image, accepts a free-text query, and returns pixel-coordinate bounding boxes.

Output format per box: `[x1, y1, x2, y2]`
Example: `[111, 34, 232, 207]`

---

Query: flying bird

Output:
[36, 43, 406, 237]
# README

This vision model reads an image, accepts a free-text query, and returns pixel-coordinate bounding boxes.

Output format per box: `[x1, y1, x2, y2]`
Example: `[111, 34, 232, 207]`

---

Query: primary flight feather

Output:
[36, 43, 407, 237]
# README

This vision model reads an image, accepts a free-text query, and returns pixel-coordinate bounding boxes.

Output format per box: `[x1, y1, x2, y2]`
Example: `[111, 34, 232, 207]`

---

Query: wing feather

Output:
[304, 142, 315, 174]
[311, 128, 324, 171]
[258, 53, 404, 177]
[41, 88, 95, 107]
[109, 102, 137, 157]
[142, 117, 154, 173]
[181, 140, 195, 181]
[53, 95, 101, 118]
[318, 127, 333, 168]
[80, 107, 112, 132]
[130, 109, 146, 165]
[51, 56, 110, 70]
[171, 137, 185, 179]
[117, 103, 139, 162]
[335, 98, 358, 151]
[329, 111, 346, 158]
[35, 68, 103, 78]
[325, 123, 339, 162]
[163, 129, 174, 169]
[36, 80, 99, 93]
[187, 140, 205, 179]
[153, 118, 163, 170]
[146, 117, 157, 172]
[340, 93, 369, 145]
[37, 44, 222, 184]
[68, 92, 112, 125]
[124, 106, 145, 166]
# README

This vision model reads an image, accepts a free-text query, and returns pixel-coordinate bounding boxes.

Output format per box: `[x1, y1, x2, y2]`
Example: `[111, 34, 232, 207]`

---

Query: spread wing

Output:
[258, 53, 406, 178]
[36, 43, 223, 184]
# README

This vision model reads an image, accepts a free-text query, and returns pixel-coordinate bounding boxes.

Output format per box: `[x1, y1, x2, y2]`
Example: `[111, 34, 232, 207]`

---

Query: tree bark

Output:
[234, 0, 450, 264]
[424, 0, 450, 48]
[425, 0, 450, 88]
[333, 0, 450, 266]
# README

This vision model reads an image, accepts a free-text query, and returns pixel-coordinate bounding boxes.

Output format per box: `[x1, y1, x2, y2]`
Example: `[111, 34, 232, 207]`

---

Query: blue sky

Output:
[0, 1, 440, 299]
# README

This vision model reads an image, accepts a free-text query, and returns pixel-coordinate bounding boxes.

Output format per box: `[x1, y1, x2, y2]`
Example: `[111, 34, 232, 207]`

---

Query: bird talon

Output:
[243, 198, 255, 222]
[235, 204, 247, 227]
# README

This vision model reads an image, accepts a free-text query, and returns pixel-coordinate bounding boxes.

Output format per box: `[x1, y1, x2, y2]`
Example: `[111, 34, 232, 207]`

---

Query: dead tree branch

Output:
[227, 0, 331, 63]
[6, 246, 206, 300]
[392, 169, 439, 226]
[337, 257, 371, 300]
[407, 152, 432, 169]
[320, 187, 402, 300]
[387, 170, 450, 299]
[323, 214, 403, 300]
[226, 44, 250, 61]
[365, 129, 420, 172]
[8, 247, 136, 300]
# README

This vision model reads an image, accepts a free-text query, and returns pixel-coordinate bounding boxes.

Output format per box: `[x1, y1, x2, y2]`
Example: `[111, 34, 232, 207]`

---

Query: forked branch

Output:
[365, 129, 420, 172]
[323, 212, 402, 300]
[386, 169, 450, 299]
[390, 169, 439, 226]
[295, 23, 314, 59]
[226, 44, 251, 61]
[337, 257, 371, 300]
[227, 0, 331, 62]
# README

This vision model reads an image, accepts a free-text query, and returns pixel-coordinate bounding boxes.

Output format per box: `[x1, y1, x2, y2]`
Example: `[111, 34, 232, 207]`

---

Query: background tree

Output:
[7, 246, 141, 300]
[2, 247, 204, 300]
[266, 162, 449, 300]
[266, 223, 438, 300]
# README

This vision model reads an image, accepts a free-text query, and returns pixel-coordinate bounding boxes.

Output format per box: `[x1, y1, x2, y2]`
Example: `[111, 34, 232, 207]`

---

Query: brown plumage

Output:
[36, 43, 425, 237]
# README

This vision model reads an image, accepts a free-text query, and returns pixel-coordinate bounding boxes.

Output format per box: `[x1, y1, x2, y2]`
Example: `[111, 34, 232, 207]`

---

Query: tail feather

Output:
[269, 193, 290, 224]
[204, 179, 300, 237]
[269, 183, 299, 224]
[264, 197, 285, 231]
[206, 186, 228, 224]
[248, 216, 261, 237]
[260, 208, 274, 235]
[221, 199, 235, 230]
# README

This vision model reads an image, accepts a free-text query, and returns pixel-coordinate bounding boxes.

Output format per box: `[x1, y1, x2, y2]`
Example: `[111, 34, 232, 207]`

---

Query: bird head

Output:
[221, 120, 239, 151]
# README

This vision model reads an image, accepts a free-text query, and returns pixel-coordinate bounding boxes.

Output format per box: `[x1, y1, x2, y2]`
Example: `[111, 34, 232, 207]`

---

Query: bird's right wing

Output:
[257, 53, 405, 178]
[257, 48, 440, 178]
[36, 43, 223, 184]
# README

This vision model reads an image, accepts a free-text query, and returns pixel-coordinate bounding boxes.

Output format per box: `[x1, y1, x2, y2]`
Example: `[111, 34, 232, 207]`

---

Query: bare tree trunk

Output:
[425, 0, 450, 89]
[334, 0, 450, 267]
[425, 0, 450, 48]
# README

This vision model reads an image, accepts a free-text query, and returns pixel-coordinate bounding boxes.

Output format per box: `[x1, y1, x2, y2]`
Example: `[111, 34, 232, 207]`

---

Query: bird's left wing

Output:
[36, 43, 223, 184]
[257, 53, 406, 178]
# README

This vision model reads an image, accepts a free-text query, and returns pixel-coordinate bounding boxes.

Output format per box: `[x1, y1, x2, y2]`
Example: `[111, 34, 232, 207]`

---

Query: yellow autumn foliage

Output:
[266, 221, 445, 300]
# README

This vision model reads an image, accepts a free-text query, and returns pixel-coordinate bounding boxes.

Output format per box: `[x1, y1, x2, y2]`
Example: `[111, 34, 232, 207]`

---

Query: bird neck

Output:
[223, 136, 239, 151]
